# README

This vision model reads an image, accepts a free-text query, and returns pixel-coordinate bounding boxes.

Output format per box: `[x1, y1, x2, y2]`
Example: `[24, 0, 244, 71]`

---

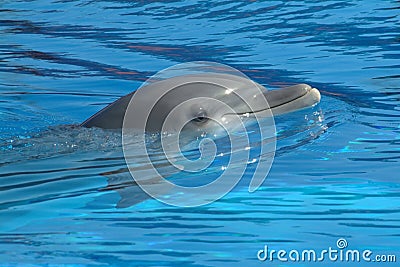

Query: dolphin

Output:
[80, 73, 321, 207]
[81, 73, 321, 130]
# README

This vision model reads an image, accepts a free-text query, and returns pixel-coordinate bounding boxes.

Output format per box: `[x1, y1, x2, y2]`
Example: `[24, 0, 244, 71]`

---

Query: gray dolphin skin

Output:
[81, 73, 321, 130]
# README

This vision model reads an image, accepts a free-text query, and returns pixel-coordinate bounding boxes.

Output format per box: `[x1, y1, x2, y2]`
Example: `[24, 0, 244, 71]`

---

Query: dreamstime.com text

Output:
[257, 238, 396, 263]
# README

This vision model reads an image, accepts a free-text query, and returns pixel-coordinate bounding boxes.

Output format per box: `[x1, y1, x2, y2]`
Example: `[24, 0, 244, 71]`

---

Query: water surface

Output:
[0, 0, 399, 266]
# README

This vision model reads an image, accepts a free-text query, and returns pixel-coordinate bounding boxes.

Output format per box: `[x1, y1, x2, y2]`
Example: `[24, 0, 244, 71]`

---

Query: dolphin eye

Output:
[192, 110, 208, 124]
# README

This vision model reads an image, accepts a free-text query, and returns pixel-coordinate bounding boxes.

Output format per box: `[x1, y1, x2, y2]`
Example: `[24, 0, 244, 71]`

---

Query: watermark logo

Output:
[257, 238, 397, 263]
[122, 61, 276, 207]
[336, 237, 348, 249]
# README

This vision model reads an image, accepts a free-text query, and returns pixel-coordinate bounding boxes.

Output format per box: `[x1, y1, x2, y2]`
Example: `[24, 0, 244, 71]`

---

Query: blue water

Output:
[1, 0, 399, 266]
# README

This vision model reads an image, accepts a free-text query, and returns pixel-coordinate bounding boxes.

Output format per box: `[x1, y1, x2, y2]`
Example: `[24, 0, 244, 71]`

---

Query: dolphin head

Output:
[123, 74, 320, 139]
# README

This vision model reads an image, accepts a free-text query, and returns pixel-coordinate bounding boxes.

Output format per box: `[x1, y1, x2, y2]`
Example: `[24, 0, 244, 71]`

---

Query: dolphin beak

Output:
[223, 84, 321, 119]
[262, 84, 321, 116]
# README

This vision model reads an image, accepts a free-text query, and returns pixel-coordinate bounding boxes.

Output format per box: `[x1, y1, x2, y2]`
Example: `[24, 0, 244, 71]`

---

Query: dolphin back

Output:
[81, 91, 136, 129]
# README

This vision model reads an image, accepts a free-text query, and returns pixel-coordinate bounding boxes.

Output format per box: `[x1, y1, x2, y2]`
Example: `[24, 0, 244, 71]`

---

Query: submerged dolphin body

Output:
[81, 73, 321, 130]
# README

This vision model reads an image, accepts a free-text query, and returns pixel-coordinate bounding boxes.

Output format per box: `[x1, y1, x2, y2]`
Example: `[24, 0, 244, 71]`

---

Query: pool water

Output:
[0, 0, 399, 266]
